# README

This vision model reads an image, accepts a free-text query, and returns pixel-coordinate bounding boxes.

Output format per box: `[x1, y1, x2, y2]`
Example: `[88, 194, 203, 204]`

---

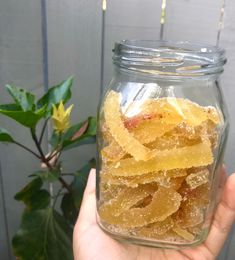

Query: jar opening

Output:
[113, 40, 226, 78]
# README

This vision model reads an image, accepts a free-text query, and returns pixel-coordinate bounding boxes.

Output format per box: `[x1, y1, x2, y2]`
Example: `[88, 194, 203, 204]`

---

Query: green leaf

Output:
[12, 208, 73, 260]
[31, 169, 60, 182]
[61, 193, 78, 225]
[0, 128, 15, 142]
[37, 77, 73, 112]
[5, 85, 35, 111]
[50, 117, 97, 150]
[15, 178, 43, 200]
[15, 178, 50, 210]
[61, 159, 95, 225]
[0, 103, 46, 128]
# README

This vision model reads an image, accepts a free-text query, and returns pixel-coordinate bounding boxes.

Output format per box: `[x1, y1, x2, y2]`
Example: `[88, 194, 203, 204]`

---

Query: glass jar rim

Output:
[113, 40, 226, 78]
[115, 40, 225, 56]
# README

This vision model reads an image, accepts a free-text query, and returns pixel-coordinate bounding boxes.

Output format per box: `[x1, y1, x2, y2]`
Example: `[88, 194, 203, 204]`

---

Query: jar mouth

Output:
[113, 40, 226, 78]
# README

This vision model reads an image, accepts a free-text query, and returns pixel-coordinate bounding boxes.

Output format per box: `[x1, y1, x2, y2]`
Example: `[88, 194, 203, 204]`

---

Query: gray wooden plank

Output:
[219, 0, 235, 175]
[218, 0, 235, 259]
[225, 225, 235, 260]
[163, 0, 222, 44]
[0, 0, 44, 258]
[103, 0, 163, 91]
[46, 0, 102, 171]
[0, 162, 11, 260]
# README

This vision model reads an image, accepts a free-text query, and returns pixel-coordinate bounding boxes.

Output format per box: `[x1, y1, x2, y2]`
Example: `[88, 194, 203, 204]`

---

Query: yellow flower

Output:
[52, 101, 74, 133]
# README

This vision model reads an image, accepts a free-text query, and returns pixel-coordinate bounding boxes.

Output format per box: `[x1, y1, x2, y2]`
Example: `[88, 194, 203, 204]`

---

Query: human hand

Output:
[73, 168, 235, 260]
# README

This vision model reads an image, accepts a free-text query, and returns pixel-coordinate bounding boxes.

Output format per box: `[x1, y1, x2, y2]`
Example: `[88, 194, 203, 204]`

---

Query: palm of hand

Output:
[73, 169, 235, 260]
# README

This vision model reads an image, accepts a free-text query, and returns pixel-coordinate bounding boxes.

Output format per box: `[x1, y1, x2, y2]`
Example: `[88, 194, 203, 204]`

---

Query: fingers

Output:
[74, 169, 97, 234]
[203, 172, 235, 257]
[83, 168, 96, 196]
[219, 164, 227, 188]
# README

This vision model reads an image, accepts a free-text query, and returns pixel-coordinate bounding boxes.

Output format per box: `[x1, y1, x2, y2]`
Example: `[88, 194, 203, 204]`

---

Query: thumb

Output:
[74, 169, 97, 234]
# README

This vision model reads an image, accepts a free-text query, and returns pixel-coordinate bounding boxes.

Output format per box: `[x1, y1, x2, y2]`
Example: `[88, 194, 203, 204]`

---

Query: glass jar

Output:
[96, 40, 229, 249]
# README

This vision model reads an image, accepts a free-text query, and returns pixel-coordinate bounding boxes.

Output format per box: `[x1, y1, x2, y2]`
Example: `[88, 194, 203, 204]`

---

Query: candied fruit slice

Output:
[100, 184, 157, 217]
[140, 98, 221, 126]
[196, 119, 219, 148]
[107, 142, 213, 177]
[186, 169, 209, 189]
[100, 183, 124, 202]
[173, 199, 204, 228]
[101, 140, 126, 162]
[124, 113, 156, 130]
[132, 120, 176, 144]
[102, 169, 187, 188]
[98, 187, 182, 228]
[146, 133, 201, 150]
[172, 225, 195, 241]
[176, 100, 220, 126]
[103, 91, 151, 161]
[168, 177, 185, 190]
[100, 122, 113, 145]
[137, 217, 174, 238]
[139, 99, 184, 125]
[179, 182, 210, 207]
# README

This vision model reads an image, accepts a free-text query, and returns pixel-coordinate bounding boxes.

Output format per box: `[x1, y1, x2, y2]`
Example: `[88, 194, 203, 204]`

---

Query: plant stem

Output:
[31, 128, 47, 163]
[47, 148, 61, 161]
[59, 177, 72, 193]
[39, 118, 49, 145]
[13, 141, 41, 159]
[30, 128, 72, 193]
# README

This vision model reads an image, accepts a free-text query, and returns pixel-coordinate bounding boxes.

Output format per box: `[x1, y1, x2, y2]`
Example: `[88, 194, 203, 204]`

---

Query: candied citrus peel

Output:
[107, 142, 213, 177]
[140, 98, 221, 127]
[172, 225, 195, 241]
[132, 120, 176, 144]
[103, 91, 151, 161]
[99, 187, 182, 228]
[99, 184, 157, 217]
[98, 91, 221, 243]
[101, 140, 126, 162]
[186, 168, 209, 189]
[102, 169, 187, 188]
[137, 217, 174, 238]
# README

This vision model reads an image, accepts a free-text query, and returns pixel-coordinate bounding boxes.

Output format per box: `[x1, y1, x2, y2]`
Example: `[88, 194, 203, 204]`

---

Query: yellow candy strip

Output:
[141, 98, 221, 126]
[132, 121, 176, 144]
[98, 187, 182, 228]
[186, 169, 209, 189]
[137, 217, 174, 237]
[102, 170, 187, 188]
[99, 184, 157, 217]
[107, 142, 213, 177]
[172, 225, 195, 242]
[104, 90, 151, 161]
[101, 140, 126, 162]
[139, 99, 184, 124]
[175, 99, 221, 126]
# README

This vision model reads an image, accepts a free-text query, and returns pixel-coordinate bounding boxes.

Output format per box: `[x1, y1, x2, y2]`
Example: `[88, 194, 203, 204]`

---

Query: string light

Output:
[160, 0, 167, 25]
[217, 0, 226, 46]
[102, 0, 107, 11]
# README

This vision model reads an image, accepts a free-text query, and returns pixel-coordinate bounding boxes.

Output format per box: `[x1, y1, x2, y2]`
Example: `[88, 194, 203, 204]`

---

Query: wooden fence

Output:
[0, 0, 234, 259]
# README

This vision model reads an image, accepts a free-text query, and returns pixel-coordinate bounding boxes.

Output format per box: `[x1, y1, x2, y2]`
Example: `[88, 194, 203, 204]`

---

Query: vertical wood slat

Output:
[218, 0, 235, 259]
[219, 0, 235, 174]
[103, 0, 163, 91]
[163, 0, 222, 44]
[46, 0, 102, 173]
[0, 0, 45, 258]
[0, 162, 11, 260]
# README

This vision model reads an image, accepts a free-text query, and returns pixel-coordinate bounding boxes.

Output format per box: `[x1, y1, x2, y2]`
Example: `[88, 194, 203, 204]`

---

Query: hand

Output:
[73, 168, 235, 260]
